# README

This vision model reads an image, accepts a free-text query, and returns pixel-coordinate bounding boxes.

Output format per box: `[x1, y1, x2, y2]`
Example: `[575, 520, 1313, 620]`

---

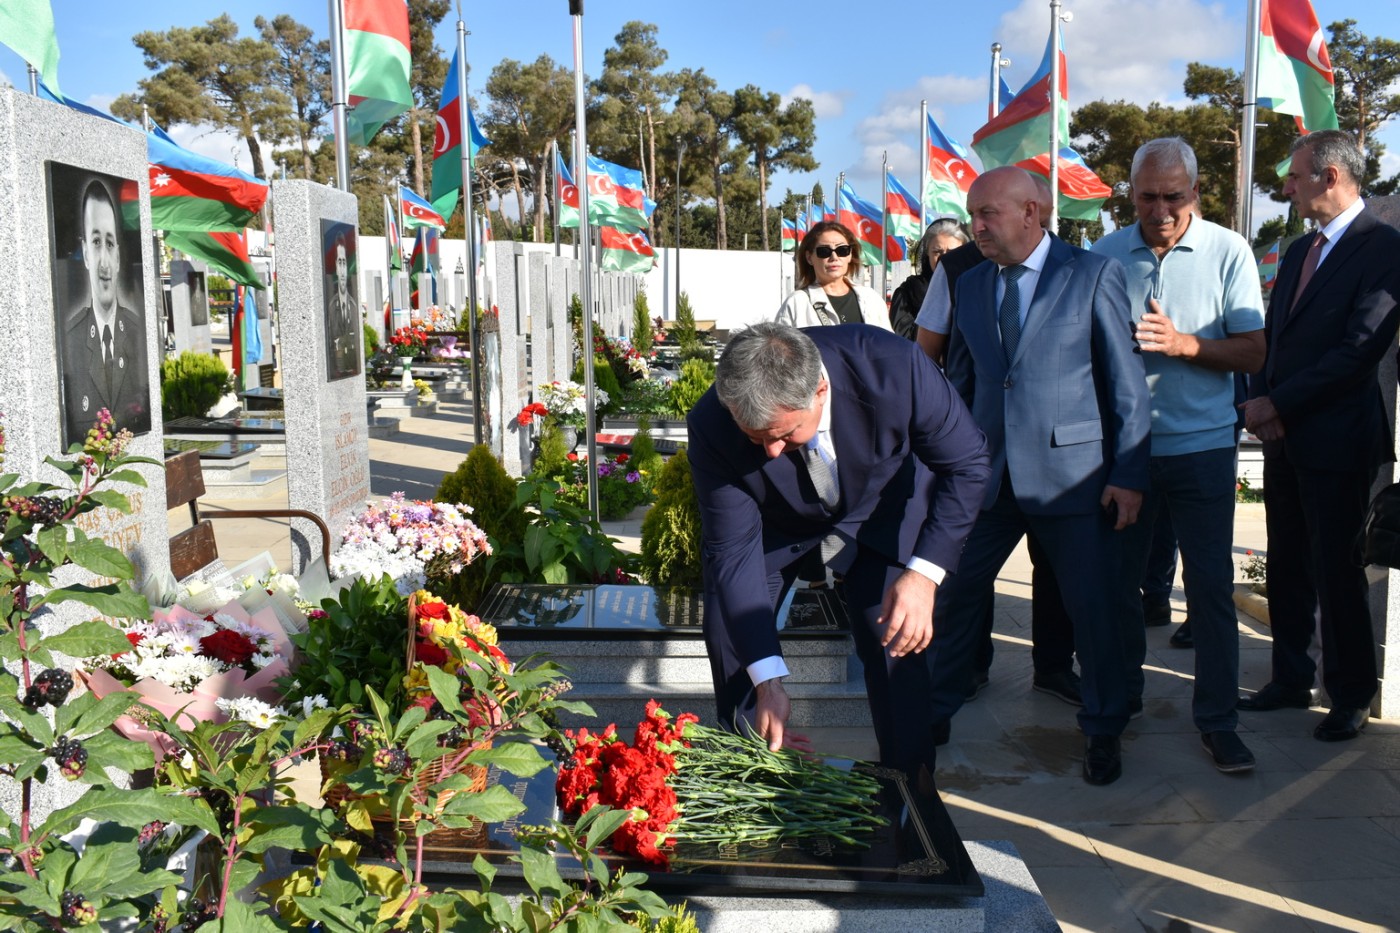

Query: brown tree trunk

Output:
[758, 158, 770, 252]
[510, 160, 526, 233]
[712, 155, 727, 250]
[534, 151, 550, 241]
[411, 115, 426, 195]
[246, 135, 266, 180]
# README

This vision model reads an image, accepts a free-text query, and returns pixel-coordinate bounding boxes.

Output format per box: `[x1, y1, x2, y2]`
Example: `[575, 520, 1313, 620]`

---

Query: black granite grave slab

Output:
[478, 584, 849, 638]
[406, 762, 982, 898]
[237, 387, 284, 411]
[162, 439, 260, 460]
[164, 415, 287, 436]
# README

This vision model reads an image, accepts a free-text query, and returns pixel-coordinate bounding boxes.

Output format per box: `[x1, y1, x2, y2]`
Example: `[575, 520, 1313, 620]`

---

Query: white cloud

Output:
[162, 122, 256, 172]
[784, 83, 849, 120]
[847, 75, 984, 187]
[995, 0, 1236, 108]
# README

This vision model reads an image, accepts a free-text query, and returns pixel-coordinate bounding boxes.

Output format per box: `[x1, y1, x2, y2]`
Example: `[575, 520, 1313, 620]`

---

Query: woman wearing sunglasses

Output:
[776, 221, 893, 330]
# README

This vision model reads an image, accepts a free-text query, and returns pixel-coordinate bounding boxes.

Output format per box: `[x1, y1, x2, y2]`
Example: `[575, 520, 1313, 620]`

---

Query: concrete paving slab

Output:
[1167, 768, 1400, 822]
[1270, 878, 1398, 933]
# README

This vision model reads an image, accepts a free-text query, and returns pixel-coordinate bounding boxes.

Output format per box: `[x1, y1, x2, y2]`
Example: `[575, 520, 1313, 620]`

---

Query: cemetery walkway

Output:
[185, 394, 1400, 932]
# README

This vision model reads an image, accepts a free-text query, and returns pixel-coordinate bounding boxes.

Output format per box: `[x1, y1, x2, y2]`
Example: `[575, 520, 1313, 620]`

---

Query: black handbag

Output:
[1362, 483, 1400, 568]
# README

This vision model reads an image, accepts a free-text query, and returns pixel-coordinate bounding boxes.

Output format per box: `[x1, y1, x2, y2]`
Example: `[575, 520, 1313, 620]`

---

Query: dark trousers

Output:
[705, 545, 939, 776]
[1142, 508, 1179, 605]
[930, 480, 1132, 736]
[1120, 447, 1241, 732]
[972, 533, 1075, 676]
[1262, 453, 1379, 709]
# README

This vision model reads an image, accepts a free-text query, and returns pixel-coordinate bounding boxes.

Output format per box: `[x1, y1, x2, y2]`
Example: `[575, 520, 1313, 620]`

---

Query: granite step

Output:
[500, 635, 853, 686]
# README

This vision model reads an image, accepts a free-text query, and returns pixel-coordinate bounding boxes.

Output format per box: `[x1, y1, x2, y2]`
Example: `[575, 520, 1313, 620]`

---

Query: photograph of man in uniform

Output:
[48, 164, 151, 448]
[322, 220, 361, 381]
[188, 269, 209, 327]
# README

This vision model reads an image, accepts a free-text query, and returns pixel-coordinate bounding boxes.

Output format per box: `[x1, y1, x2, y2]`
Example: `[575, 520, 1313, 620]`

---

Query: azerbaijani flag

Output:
[401, 185, 447, 230]
[343, 0, 412, 146]
[429, 46, 492, 221]
[409, 226, 437, 303]
[780, 218, 800, 253]
[821, 203, 836, 223]
[147, 124, 269, 231]
[556, 146, 580, 229]
[972, 32, 1070, 169]
[164, 230, 263, 288]
[795, 209, 808, 234]
[1258, 0, 1338, 135]
[885, 170, 922, 240]
[384, 194, 403, 272]
[837, 182, 905, 267]
[600, 225, 655, 274]
[586, 154, 656, 231]
[1259, 240, 1281, 289]
[1015, 148, 1111, 222]
[925, 113, 977, 222]
[0, 1, 61, 97]
[39, 84, 268, 233]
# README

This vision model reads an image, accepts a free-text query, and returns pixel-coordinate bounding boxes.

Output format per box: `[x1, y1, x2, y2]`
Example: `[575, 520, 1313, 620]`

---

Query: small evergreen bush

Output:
[632, 290, 654, 356]
[572, 354, 624, 416]
[363, 321, 381, 361]
[640, 448, 703, 588]
[160, 350, 232, 420]
[667, 357, 715, 417]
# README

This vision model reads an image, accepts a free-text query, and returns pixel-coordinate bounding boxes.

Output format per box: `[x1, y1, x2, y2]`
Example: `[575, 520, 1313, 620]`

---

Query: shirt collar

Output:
[999, 229, 1051, 274]
[817, 363, 832, 435]
[1319, 197, 1365, 244]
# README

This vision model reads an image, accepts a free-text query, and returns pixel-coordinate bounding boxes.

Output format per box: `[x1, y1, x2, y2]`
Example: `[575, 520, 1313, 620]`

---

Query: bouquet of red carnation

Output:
[556, 701, 884, 868]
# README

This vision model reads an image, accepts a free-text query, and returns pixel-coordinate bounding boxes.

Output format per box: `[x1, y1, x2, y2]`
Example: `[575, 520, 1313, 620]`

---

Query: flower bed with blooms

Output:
[555, 702, 887, 866]
[593, 334, 654, 381]
[329, 493, 490, 595]
[389, 323, 432, 357]
[548, 451, 651, 520]
[526, 380, 609, 431]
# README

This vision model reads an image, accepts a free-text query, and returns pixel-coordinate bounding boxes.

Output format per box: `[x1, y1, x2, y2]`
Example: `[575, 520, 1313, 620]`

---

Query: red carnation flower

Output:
[198, 629, 257, 666]
[415, 640, 449, 666]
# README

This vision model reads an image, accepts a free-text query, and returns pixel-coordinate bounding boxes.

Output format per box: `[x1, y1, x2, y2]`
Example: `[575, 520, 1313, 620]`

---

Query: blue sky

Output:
[4, 0, 1398, 233]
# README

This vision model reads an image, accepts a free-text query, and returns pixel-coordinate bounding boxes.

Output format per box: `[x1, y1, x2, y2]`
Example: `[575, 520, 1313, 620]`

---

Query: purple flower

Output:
[626, 471, 641, 483]
[597, 463, 614, 477]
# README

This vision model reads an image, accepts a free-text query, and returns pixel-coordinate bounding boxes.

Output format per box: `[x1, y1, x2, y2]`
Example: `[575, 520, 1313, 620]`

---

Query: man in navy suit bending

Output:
[1240, 130, 1400, 741]
[937, 166, 1152, 785]
[687, 322, 991, 784]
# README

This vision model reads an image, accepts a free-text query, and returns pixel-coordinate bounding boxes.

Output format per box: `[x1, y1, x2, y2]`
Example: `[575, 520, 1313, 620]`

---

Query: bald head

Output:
[967, 166, 1045, 265]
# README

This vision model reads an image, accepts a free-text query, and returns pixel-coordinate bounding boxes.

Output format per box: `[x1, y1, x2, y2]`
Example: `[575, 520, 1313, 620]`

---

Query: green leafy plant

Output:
[1236, 475, 1264, 503]
[572, 355, 624, 417]
[629, 418, 666, 492]
[363, 322, 381, 361]
[159, 350, 232, 420]
[491, 479, 637, 585]
[640, 449, 703, 588]
[618, 378, 673, 418]
[280, 575, 412, 711]
[667, 358, 715, 418]
[632, 291, 655, 356]
[435, 445, 528, 612]
[545, 453, 652, 522]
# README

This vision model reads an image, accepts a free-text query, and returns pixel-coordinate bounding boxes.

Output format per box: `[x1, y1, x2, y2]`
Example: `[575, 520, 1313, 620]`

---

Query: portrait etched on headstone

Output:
[47, 162, 152, 448]
[188, 269, 209, 327]
[322, 220, 360, 381]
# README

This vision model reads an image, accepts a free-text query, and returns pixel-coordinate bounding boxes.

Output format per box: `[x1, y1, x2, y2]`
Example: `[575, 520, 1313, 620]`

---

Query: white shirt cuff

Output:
[747, 656, 791, 687]
[905, 556, 946, 586]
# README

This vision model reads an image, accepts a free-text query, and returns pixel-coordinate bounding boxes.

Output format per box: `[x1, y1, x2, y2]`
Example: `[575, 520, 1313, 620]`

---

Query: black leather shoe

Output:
[1169, 620, 1193, 648]
[1032, 669, 1083, 707]
[1237, 682, 1319, 711]
[1314, 707, 1368, 742]
[1083, 735, 1122, 785]
[1142, 598, 1172, 627]
[1202, 731, 1256, 773]
[964, 670, 990, 702]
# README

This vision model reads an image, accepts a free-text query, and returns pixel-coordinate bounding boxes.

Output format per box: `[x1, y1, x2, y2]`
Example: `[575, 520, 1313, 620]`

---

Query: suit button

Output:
[1004, 379, 1013, 389]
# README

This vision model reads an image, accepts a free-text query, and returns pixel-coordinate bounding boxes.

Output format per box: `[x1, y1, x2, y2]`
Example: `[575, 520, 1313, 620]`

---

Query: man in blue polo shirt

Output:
[1093, 138, 1266, 773]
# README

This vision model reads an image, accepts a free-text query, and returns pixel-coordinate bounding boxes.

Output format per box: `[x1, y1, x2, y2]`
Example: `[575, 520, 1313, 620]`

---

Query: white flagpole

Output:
[919, 100, 929, 234]
[570, 0, 598, 518]
[456, 19, 484, 446]
[881, 153, 890, 297]
[1239, 0, 1262, 237]
[990, 43, 1010, 118]
[328, 0, 351, 192]
[1049, 0, 1064, 232]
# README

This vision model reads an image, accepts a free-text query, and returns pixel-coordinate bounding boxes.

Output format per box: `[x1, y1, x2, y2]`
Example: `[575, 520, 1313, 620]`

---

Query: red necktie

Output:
[1289, 233, 1327, 313]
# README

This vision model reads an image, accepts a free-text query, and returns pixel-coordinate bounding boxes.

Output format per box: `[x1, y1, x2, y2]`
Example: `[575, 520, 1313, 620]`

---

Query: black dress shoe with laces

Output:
[1314, 707, 1368, 742]
[1237, 682, 1319, 711]
[1032, 669, 1083, 707]
[1083, 735, 1122, 785]
[1202, 731, 1255, 773]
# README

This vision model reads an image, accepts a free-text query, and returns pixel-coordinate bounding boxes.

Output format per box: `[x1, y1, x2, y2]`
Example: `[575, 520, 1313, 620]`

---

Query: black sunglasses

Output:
[813, 244, 852, 259]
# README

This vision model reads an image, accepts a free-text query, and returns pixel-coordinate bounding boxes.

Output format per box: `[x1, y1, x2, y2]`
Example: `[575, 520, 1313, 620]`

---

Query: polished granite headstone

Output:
[478, 584, 849, 638]
[409, 762, 982, 899]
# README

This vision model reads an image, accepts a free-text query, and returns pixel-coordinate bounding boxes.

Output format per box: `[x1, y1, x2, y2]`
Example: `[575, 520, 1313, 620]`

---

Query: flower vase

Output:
[562, 426, 579, 451]
[400, 357, 413, 390]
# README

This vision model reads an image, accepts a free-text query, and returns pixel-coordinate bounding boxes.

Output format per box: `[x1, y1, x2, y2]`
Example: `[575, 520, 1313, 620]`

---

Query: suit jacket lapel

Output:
[1014, 240, 1071, 365]
[1282, 213, 1374, 330]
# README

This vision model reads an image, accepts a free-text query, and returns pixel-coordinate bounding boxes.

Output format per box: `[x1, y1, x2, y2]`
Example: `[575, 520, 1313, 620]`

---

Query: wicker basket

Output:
[320, 592, 490, 817]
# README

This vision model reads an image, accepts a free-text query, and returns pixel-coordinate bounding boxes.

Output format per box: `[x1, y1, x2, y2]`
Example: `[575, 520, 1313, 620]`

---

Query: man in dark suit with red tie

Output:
[1240, 130, 1400, 741]
[686, 322, 991, 785]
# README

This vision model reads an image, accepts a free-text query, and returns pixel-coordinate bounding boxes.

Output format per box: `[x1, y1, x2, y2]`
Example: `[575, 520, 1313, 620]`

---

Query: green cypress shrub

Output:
[632, 290, 654, 356]
[572, 354, 624, 416]
[362, 322, 381, 361]
[639, 448, 703, 588]
[667, 358, 715, 417]
[629, 416, 665, 491]
[435, 444, 526, 612]
[160, 350, 232, 420]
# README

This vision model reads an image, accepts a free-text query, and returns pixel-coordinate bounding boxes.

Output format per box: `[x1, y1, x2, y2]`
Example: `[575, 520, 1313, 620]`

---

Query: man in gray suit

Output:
[936, 167, 1151, 785]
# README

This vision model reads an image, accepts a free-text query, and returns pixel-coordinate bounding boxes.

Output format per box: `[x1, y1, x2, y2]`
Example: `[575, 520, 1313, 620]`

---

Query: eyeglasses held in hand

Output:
[813, 244, 853, 259]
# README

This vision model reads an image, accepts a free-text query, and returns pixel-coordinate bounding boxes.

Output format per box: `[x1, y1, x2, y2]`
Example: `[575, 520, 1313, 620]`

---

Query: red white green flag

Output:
[1259, 240, 1281, 289]
[1015, 148, 1111, 222]
[556, 146, 581, 228]
[429, 46, 492, 220]
[1258, 0, 1338, 134]
[0, 1, 61, 97]
[972, 33, 1070, 169]
[343, 0, 412, 146]
[925, 113, 977, 221]
[163, 230, 263, 288]
[600, 225, 655, 274]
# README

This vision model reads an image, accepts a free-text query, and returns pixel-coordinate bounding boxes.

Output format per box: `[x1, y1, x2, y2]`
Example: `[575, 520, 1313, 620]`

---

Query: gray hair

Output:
[1131, 137, 1198, 185]
[1291, 130, 1365, 187]
[715, 322, 822, 429]
[913, 219, 969, 272]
